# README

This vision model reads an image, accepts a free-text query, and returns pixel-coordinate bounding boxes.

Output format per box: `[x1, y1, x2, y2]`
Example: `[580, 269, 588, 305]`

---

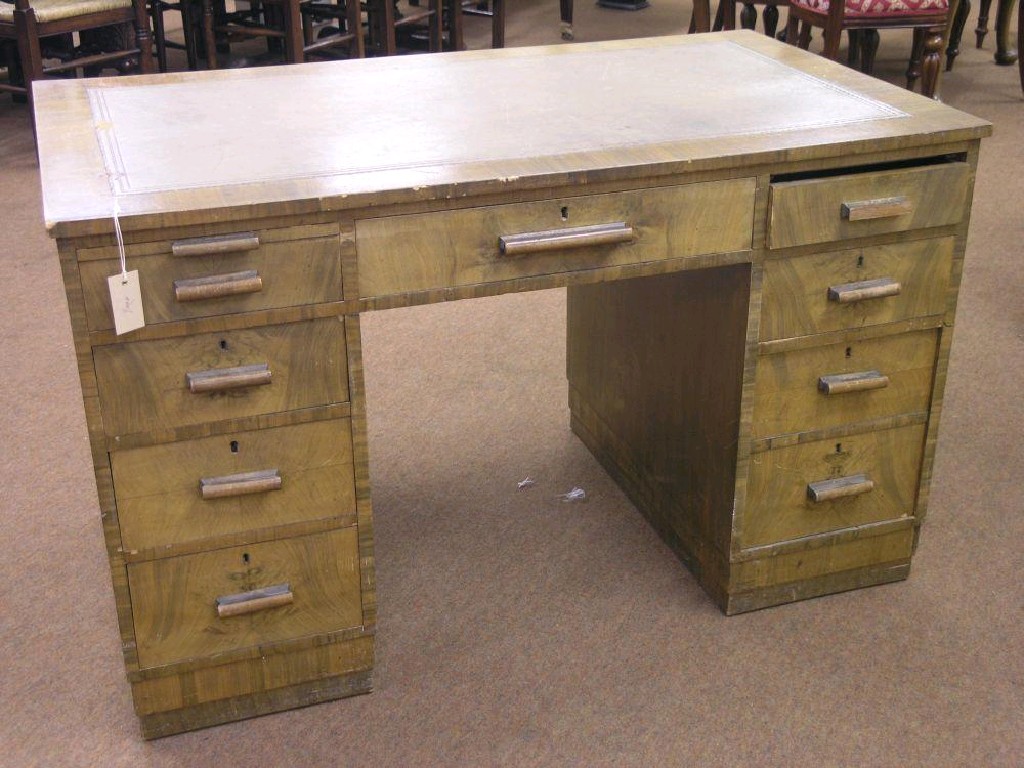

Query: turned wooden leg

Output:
[993, 0, 1018, 64]
[975, 0, 993, 46]
[763, 3, 779, 36]
[947, 0, 970, 70]
[861, 29, 880, 73]
[919, 26, 945, 97]
[907, 28, 925, 91]
[740, 2, 756, 30]
[848, 29, 861, 66]
[785, 12, 801, 45]
[799, 20, 812, 49]
[202, 0, 218, 68]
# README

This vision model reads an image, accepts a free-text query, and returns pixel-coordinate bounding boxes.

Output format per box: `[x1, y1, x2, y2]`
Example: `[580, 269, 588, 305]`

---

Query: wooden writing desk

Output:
[33, 31, 989, 738]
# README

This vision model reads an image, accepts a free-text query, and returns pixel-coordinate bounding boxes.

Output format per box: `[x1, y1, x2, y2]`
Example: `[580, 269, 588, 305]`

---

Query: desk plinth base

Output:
[131, 635, 374, 739]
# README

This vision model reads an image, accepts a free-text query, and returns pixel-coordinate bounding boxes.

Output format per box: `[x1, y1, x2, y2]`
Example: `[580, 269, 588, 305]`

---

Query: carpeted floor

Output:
[1, 3, 1021, 766]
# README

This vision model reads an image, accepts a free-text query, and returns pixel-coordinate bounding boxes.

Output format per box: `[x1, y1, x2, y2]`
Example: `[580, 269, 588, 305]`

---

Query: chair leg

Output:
[918, 25, 945, 97]
[848, 29, 860, 66]
[947, 0, 970, 70]
[151, 2, 169, 72]
[763, 3, 779, 37]
[907, 27, 925, 91]
[740, 2, 756, 30]
[12, 4, 44, 104]
[784, 13, 801, 47]
[282, 0, 304, 62]
[133, 0, 156, 73]
[860, 28, 879, 73]
[975, 0, 993, 47]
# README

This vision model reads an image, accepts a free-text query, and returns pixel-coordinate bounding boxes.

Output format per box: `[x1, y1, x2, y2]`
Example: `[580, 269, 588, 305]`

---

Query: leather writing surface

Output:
[87, 42, 905, 196]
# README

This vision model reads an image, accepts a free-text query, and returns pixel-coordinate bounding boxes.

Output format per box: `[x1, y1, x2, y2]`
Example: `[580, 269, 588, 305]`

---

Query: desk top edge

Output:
[33, 31, 991, 240]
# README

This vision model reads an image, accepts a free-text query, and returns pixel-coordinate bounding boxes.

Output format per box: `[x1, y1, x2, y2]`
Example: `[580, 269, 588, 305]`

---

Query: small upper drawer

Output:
[752, 329, 939, 439]
[93, 317, 349, 438]
[767, 163, 971, 249]
[742, 423, 926, 549]
[77, 223, 343, 331]
[111, 418, 357, 557]
[760, 237, 953, 341]
[128, 528, 363, 669]
[355, 179, 755, 298]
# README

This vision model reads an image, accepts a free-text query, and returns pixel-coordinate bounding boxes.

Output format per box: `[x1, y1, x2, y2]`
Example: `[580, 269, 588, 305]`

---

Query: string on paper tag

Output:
[107, 199, 145, 335]
[517, 477, 536, 491]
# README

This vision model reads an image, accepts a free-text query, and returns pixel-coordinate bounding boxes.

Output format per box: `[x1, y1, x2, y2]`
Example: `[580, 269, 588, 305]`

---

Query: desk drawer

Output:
[760, 238, 953, 341]
[111, 418, 356, 556]
[128, 528, 363, 669]
[742, 424, 925, 549]
[752, 329, 938, 439]
[767, 163, 970, 249]
[355, 179, 755, 298]
[78, 223, 343, 330]
[94, 317, 348, 438]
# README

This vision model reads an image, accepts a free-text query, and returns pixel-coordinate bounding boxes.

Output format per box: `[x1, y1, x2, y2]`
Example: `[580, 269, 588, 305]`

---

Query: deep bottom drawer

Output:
[129, 527, 363, 669]
[742, 423, 926, 548]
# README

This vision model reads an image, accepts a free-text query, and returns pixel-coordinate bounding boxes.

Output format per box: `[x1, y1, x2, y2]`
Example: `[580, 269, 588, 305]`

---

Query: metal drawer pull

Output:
[841, 196, 913, 222]
[171, 231, 260, 257]
[818, 370, 890, 395]
[200, 468, 281, 500]
[216, 583, 293, 618]
[174, 269, 263, 302]
[187, 363, 272, 393]
[828, 277, 901, 304]
[499, 221, 634, 256]
[807, 473, 875, 503]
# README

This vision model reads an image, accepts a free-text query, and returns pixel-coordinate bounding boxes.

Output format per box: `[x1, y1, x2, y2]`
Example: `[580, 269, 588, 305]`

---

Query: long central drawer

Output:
[355, 179, 755, 298]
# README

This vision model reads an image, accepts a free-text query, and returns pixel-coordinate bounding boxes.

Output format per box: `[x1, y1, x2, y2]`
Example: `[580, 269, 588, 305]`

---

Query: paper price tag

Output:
[108, 269, 145, 335]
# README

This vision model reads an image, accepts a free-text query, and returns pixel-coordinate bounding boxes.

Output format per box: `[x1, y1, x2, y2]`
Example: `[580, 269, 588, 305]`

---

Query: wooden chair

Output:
[0, 0, 154, 103]
[198, 0, 363, 68]
[784, 0, 960, 98]
[362, 0, 441, 55]
[718, 0, 790, 38]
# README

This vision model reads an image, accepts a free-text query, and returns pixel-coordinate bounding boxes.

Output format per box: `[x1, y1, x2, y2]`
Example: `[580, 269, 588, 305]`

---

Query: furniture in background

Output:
[718, 0, 790, 38]
[0, 0, 153, 103]
[974, 0, 1018, 64]
[784, 0, 959, 98]
[32, 32, 988, 738]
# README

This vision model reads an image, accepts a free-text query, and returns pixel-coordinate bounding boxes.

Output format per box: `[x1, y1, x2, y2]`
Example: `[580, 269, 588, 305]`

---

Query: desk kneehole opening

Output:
[807, 473, 875, 503]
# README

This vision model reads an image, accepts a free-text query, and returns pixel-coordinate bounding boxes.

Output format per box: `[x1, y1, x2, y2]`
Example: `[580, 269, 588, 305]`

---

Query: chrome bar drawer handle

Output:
[174, 269, 263, 302]
[498, 221, 634, 256]
[818, 370, 890, 395]
[171, 231, 260, 257]
[807, 473, 874, 503]
[840, 196, 913, 222]
[200, 468, 281, 500]
[828, 277, 901, 304]
[216, 583, 293, 618]
[186, 363, 271, 394]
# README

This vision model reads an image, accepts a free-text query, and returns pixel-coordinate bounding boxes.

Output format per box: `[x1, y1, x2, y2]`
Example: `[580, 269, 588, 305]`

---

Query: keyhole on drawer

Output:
[230, 440, 239, 453]
[560, 206, 569, 221]
[219, 339, 229, 350]
[835, 443, 843, 454]
[856, 255, 864, 268]
[242, 552, 250, 564]
[845, 346, 853, 358]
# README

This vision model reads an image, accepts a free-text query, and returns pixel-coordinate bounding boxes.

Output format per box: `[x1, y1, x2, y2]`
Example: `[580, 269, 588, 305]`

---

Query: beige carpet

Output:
[1, 2, 1021, 766]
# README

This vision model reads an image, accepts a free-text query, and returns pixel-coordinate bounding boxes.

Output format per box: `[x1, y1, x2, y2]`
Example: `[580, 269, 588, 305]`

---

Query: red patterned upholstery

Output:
[790, 0, 948, 17]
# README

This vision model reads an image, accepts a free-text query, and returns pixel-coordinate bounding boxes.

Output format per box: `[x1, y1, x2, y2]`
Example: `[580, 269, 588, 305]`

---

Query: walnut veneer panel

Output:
[78, 225, 342, 330]
[356, 180, 755, 298]
[93, 317, 348, 437]
[760, 238, 954, 341]
[111, 418, 356, 558]
[752, 329, 938, 439]
[742, 424, 926, 549]
[128, 528, 363, 669]
[767, 163, 970, 249]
